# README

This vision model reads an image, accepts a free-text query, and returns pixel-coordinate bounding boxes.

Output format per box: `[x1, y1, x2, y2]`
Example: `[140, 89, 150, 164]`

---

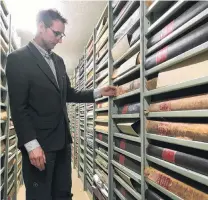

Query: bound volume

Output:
[149, 94, 208, 112]
[147, 144, 208, 176]
[145, 22, 208, 70]
[145, 167, 208, 200]
[146, 120, 208, 143]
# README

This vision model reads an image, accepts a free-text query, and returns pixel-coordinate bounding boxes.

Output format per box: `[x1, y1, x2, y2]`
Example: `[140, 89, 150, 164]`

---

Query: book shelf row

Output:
[68, 1, 208, 200]
[0, 1, 23, 200]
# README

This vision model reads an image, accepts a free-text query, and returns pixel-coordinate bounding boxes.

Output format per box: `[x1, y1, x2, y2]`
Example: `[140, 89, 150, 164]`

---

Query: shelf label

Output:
[119, 154, 125, 165]
[162, 149, 176, 163]
[120, 139, 126, 150]
[160, 21, 174, 39]
[156, 46, 168, 64]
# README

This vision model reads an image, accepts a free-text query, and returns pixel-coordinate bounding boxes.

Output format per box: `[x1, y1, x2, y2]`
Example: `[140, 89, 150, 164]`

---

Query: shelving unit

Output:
[1, 1, 22, 200]
[141, 1, 208, 200]
[71, 1, 208, 200]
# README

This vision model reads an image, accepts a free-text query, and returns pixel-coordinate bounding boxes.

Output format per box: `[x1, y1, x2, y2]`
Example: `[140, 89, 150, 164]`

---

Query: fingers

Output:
[29, 148, 46, 171]
[43, 152, 46, 164]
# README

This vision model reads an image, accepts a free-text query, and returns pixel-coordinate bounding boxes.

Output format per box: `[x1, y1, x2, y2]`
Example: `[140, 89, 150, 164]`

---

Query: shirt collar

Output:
[31, 40, 52, 58]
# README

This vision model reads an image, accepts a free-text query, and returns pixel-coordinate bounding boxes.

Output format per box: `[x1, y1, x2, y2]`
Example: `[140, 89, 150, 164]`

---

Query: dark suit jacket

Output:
[6, 42, 94, 152]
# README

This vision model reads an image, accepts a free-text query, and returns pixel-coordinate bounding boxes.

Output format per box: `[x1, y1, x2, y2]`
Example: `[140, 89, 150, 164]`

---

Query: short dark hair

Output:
[37, 9, 67, 27]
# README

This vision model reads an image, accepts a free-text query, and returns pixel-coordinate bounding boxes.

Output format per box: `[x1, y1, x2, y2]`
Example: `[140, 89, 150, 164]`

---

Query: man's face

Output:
[39, 20, 65, 50]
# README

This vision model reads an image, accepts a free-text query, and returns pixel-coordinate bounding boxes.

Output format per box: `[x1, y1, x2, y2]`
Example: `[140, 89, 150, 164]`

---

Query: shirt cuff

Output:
[24, 139, 40, 153]
[93, 88, 102, 99]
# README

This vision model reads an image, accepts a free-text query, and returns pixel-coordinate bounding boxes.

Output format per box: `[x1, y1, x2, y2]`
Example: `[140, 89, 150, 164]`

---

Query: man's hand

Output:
[29, 146, 46, 171]
[100, 86, 117, 97]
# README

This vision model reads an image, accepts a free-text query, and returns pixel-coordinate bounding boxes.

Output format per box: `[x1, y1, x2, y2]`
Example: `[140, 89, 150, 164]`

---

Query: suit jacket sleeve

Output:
[66, 74, 95, 103]
[6, 53, 37, 147]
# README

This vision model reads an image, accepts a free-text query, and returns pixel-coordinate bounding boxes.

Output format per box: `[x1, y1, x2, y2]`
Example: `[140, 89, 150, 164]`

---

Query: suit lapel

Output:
[27, 42, 60, 93]
[51, 54, 63, 94]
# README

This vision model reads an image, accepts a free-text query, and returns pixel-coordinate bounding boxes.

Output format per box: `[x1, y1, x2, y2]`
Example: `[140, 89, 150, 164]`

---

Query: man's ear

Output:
[38, 21, 45, 33]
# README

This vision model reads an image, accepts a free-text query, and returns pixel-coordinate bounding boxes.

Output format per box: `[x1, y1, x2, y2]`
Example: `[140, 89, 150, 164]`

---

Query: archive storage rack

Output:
[72, 1, 208, 200]
[84, 34, 95, 197]
[68, 75, 76, 164]
[142, 1, 208, 200]
[78, 55, 86, 183]
[1, 1, 23, 200]
[93, 4, 110, 200]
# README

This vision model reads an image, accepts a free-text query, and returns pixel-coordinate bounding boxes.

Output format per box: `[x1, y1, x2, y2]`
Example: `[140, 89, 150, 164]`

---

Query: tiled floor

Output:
[17, 168, 90, 200]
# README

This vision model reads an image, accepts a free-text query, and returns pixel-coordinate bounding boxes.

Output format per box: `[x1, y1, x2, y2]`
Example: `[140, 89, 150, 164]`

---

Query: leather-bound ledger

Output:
[95, 125, 108, 133]
[149, 94, 208, 112]
[147, 1, 208, 48]
[145, 22, 208, 70]
[118, 102, 140, 114]
[145, 190, 165, 200]
[147, 144, 208, 176]
[97, 102, 109, 109]
[1, 110, 7, 120]
[116, 79, 140, 96]
[145, 0, 153, 8]
[146, 120, 208, 143]
[115, 168, 141, 193]
[146, 78, 157, 91]
[145, 167, 208, 200]
[114, 152, 141, 174]
[112, 52, 140, 79]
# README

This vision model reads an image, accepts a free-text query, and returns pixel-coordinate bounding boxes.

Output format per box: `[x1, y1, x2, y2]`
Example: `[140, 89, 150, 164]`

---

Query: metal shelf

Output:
[80, 163, 84, 170]
[146, 0, 173, 17]
[114, 133, 141, 143]
[86, 154, 93, 163]
[113, 1, 137, 31]
[144, 76, 208, 97]
[112, 113, 140, 119]
[145, 41, 208, 76]
[114, 89, 140, 101]
[80, 136, 84, 140]
[96, 59, 108, 73]
[9, 144, 16, 151]
[146, 133, 208, 151]
[95, 71, 108, 83]
[147, 9, 208, 55]
[1, 85, 7, 92]
[96, 23, 108, 44]
[95, 149, 108, 161]
[96, 48, 108, 64]
[80, 145, 84, 150]
[95, 139, 108, 148]
[113, 66, 140, 84]
[80, 154, 84, 160]
[0, 183, 4, 192]
[0, 167, 4, 174]
[95, 107, 109, 112]
[114, 188, 126, 200]
[95, 119, 108, 123]
[146, 179, 182, 200]
[113, 40, 140, 67]
[112, 160, 141, 184]
[147, 110, 208, 118]
[87, 148, 93, 155]
[114, 174, 142, 200]
[114, 147, 141, 162]
[95, 96, 108, 102]
[7, 180, 15, 194]
[0, 135, 6, 141]
[147, 155, 208, 187]
[95, 129, 108, 135]
[146, 0, 187, 36]
[96, 37, 108, 54]
[95, 160, 108, 173]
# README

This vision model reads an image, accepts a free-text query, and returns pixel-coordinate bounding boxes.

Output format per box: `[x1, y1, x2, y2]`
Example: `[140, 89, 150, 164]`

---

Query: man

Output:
[6, 9, 116, 200]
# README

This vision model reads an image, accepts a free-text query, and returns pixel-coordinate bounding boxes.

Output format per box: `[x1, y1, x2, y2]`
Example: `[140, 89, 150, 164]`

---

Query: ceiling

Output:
[8, 0, 107, 76]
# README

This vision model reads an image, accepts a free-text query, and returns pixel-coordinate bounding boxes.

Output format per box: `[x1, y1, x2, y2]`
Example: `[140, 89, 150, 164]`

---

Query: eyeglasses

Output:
[49, 27, 65, 39]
